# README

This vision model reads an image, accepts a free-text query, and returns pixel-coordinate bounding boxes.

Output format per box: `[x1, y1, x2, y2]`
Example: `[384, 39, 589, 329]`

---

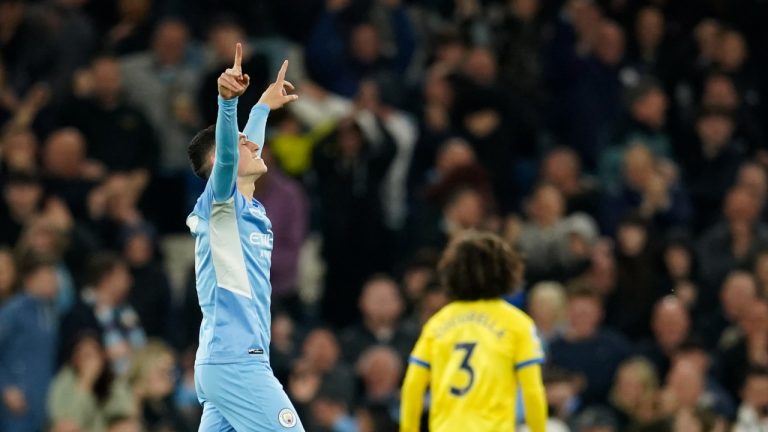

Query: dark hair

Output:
[17, 253, 56, 280]
[188, 125, 216, 179]
[439, 232, 524, 301]
[566, 282, 602, 303]
[207, 13, 244, 36]
[67, 331, 114, 404]
[4, 171, 41, 187]
[745, 365, 768, 380]
[86, 252, 125, 287]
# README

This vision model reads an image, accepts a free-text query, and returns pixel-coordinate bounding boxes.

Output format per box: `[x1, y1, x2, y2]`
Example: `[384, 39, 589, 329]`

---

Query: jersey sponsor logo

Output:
[278, 408, 297, 428]
[249, 232, 272, 246]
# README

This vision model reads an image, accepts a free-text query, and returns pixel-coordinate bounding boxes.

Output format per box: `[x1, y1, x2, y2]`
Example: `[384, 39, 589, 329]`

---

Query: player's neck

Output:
[237, 175, 258, 199]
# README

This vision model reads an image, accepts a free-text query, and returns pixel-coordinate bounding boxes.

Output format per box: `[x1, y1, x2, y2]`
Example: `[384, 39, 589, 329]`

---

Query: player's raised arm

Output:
[515, 322, 547, 432]
[211, 43, 250, 202]
[243, 60, 298, 158]
[400, 333, 433, 432]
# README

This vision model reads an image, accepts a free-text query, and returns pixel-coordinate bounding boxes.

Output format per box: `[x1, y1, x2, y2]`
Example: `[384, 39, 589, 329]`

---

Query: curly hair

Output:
[438, 231, 524, 301]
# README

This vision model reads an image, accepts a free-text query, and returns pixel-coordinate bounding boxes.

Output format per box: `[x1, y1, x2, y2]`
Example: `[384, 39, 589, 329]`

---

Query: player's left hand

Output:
[258, 60, 298, 110]
[218, 43, 251, 100]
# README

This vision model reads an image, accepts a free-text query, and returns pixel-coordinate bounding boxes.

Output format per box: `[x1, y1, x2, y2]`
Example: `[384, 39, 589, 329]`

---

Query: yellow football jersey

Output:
[403, 299, 544, 432]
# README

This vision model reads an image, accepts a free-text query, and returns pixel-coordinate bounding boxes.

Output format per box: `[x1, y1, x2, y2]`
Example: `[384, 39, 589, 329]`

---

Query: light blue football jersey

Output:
[186, 98, 274, 365]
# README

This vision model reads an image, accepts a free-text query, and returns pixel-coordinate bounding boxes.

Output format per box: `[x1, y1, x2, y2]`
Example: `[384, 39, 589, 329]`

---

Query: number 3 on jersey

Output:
[450, 342, 477, 396]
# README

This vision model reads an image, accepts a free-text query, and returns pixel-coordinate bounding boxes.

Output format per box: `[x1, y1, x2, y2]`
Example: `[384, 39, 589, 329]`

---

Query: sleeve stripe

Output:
[408, 356, 431, 369]
[515, 358, 544, 370]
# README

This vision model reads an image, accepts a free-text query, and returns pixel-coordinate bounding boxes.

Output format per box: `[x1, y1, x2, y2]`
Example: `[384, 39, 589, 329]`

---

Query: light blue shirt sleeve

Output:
[243, 103, 270, 158]
[211, 96, 240, 202]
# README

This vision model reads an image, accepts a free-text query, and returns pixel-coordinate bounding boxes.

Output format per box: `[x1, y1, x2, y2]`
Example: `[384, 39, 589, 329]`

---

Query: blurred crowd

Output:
[0, 0, 767, 431]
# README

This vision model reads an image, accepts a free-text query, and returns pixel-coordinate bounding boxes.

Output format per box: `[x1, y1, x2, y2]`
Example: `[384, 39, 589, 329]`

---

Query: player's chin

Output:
[254, 159, 268, 174]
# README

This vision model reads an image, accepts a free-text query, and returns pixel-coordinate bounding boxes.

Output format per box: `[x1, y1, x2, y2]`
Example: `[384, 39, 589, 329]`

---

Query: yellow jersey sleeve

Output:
[513, 316, 545, 370]
[401, 322, 433, 432]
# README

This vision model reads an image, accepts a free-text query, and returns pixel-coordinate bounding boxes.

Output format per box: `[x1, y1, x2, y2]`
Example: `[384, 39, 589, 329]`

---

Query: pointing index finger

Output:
[233, 43, 243, 72]
[276, 60, 288, 84]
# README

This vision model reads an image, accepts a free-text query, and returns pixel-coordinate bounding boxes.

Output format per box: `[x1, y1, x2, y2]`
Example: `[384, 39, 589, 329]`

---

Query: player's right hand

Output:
[218, 43, 251, 100]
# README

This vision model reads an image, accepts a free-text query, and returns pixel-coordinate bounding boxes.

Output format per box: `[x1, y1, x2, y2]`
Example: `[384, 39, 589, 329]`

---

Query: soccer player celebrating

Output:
[186, 43, 302, 431]
[400, 232, 548, 432]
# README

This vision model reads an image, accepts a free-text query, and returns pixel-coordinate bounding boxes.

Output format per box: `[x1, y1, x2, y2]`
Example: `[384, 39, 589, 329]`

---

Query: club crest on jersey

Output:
[278, 408, 297, 428]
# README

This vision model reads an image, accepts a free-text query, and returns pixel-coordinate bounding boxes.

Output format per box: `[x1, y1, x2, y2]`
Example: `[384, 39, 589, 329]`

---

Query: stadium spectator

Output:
[287, 328, 355, 422]
[123, 226, 172, 340]
[628, 6, 675, 90]
[310, 388, 357, 432]
[47, 332, 134, 432]
[0, 127, 38, 175]
[659, 234, 698, 308]
[673, 340, 735, 419]
[608, 357, 660, 430]
[60, 253, 146, 374]
[312, 118, 396, 326]
[270, 311, 298, 385]
[42, 128, 105, 220]
[682, 108, 745, 231]
[548, 285, 632, 406]
[516, 184, 598, 283]
[526, 281, 567, 352]
[540, 146, 600, 216]
[15, 214, 77, 314]
[658, 358, 724, 427]
[197, 17, 269, 128]
[639, 296, 691, 378]
[733, 367, 768, 432]
[0, 0, 56, 96]
[413, 186, 488, 254]
[0, 171, 44, 246]
[599, 79, 671, 193]
[126, 341, 191, 432]
[356, 346, 402, 414]
[403, 281, 447, 332]
[254, 149, 309, 304]
[603, 216, 659, 340]
[63, 55, 159, 173]
[340, 275, 416, 363]
[0, 257, 59, 432]
[305, 0, 416, 98]
[542, 367, 583, 424]
[699, 270, 759, 350]
[120, 19, 202, 172]
[696, 186, 768, 313]
[601, 143, 691, 235]
[103, 0, 156, 55]
[719, 299, 768, 401]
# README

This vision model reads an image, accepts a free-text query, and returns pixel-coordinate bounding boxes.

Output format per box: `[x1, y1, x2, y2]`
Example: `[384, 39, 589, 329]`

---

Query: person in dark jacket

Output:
[0, 257, 59, 432]
[60, 252, 146, 374]
[123, 226, 172, 340]
[312, 117, 396, 328]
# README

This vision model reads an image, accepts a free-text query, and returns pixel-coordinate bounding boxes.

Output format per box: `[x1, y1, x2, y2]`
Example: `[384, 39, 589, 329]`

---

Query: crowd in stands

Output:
[1, 0, 767, 431]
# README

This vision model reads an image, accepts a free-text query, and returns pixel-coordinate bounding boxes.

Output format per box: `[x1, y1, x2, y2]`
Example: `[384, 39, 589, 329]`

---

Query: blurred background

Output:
[0, 0, 767, 431]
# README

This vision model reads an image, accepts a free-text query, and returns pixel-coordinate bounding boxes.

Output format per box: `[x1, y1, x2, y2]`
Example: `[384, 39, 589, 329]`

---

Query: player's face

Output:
[237, 133, 267, 178]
